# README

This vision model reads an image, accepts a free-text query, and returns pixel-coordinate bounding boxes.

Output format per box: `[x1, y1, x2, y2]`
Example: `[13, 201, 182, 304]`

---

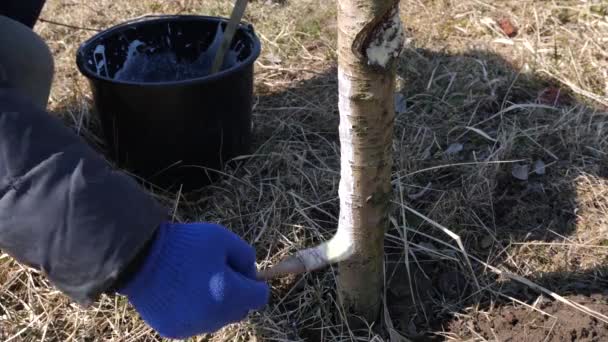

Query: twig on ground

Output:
[38, 17, 102, 31]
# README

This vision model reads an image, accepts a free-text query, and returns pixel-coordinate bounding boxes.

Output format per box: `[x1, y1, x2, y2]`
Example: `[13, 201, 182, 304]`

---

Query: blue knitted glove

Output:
[117, 222, 270, 339]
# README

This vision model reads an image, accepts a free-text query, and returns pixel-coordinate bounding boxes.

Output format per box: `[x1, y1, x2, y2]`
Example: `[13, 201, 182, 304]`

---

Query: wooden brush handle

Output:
[210, 0, 249, 74]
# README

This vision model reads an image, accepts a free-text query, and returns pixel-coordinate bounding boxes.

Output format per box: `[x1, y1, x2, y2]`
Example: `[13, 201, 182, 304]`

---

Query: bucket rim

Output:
[75, 14, 261, 86]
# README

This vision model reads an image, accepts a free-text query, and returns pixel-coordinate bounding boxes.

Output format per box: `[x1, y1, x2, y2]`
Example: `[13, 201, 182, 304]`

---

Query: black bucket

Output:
[76, 15, 261, 191]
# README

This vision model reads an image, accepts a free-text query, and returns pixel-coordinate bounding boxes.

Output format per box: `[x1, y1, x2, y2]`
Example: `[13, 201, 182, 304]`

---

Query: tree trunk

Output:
[255, 0, 404, 325]
[335, 0, 403, 322]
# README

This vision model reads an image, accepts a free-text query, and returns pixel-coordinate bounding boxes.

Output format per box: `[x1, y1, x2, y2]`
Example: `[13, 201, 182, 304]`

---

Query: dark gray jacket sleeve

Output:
[0, 88, 169, 306]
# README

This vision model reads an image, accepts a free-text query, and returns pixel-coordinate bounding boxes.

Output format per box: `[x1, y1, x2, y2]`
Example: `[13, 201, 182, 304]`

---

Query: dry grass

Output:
[1, 0, 608, 341]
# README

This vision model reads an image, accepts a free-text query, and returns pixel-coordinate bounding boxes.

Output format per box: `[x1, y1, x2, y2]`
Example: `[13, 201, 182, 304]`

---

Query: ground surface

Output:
[1, 0, 608, 341]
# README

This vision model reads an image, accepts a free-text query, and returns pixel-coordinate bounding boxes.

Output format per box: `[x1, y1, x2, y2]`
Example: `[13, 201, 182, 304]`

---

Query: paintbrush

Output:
[210, 0, 249, 74]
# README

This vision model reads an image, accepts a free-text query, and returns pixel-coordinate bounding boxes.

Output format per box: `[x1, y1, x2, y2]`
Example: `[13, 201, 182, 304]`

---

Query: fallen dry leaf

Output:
[497, 18, 518, 38]
[445, 143, 464, 155]
[534, 160, 546, 175]
[512, 164, 529, 181]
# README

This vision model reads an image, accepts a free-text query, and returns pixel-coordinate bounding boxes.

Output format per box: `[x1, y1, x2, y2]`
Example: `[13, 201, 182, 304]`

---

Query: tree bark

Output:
[255, 0, 404, 325]
[335, 0, 403, 322]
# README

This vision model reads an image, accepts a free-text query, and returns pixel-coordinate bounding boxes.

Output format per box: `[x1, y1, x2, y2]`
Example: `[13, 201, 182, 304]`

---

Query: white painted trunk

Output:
[257, 0, 403, 323]
[334, 0, 402, 321]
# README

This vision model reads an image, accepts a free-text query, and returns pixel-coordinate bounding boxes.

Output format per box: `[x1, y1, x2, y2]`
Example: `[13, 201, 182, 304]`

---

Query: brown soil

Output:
[446, 294, 608, 342]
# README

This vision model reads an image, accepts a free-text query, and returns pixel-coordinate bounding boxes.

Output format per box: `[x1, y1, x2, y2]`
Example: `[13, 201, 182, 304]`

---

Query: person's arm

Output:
[0, 87, 169, 306]
[0, 89, 270, 339]
[1, 5, 269, 337]
[0, 0, 47, 28]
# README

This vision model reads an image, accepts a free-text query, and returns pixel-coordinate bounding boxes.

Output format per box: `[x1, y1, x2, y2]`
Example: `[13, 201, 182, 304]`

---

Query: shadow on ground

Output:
[216, 46, 608, 342]
[46, 45, 608, 341]
[383, 47, 608, 342]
